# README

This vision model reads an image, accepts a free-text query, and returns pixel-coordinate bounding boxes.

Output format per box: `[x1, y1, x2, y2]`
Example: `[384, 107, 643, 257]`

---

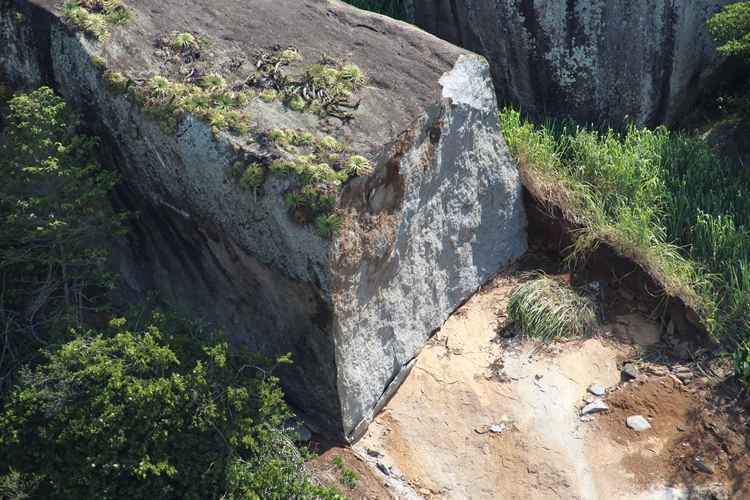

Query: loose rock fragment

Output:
[622, 363, 639, 379]
[581, 400, 609, 415]
[587, 383, 606, 396]
[694, 457, 715, 475]
[626, 415, 652, 432]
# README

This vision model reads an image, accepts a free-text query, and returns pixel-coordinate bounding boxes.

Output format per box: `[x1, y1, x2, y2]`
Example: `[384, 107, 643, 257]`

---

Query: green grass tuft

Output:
[508, 276, 598, 341]
[63, 0, 131, 41]
[499, 108, 750, 384]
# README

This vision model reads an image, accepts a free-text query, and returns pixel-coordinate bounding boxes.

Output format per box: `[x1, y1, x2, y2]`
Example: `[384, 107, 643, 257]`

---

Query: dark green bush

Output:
[0, 87, 125, 386]
[708, 2, 750, 60]
[0, 312, 340, 499]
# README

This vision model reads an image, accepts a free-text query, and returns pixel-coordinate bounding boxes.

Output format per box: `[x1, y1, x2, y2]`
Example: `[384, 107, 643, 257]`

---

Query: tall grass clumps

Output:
[508, 276, 598, 341]
[62, 0, 131, 40]
[499, 108, 750, 383]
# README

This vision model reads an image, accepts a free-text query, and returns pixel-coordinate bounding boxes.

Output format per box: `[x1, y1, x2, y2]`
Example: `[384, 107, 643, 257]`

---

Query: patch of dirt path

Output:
[355, 273, 750, 499]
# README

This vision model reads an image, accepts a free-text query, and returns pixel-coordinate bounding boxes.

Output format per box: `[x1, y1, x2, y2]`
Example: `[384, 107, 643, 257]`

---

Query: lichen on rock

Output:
[1, 0, 527, 440]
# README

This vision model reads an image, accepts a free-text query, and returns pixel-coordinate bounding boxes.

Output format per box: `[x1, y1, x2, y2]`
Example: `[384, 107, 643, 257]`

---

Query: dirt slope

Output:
[354, 269, 750, 499]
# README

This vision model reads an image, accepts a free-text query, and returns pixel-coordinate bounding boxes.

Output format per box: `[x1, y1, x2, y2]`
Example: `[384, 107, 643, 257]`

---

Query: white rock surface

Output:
[626, 415, 652, 432]
[588, 383, 606, 397]
[581, 400, 609, 415]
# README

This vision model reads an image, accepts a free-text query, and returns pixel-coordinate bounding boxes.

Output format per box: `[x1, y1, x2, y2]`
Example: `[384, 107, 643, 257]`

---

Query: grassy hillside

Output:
[499, 109, 750, 384]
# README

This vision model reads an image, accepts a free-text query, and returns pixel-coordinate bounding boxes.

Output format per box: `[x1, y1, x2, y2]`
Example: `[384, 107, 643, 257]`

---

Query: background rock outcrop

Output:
[410, 0, 734, 126]
[0, 0, 527, 440]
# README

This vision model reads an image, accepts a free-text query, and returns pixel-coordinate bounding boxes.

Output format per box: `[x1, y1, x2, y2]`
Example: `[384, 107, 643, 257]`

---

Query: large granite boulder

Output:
[410, 0, 733, 126]
[0, 0, 527, 440]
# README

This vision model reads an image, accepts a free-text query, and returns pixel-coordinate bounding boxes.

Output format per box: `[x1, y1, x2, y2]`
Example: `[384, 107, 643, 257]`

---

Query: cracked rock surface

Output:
[410, 0, 733, 126]
[1, 0, 527, 439]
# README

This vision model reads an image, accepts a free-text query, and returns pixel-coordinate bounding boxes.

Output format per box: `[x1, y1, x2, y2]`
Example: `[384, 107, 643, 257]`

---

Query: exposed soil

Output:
[307, 445, 393, 499]
[347, 264, 750, 499]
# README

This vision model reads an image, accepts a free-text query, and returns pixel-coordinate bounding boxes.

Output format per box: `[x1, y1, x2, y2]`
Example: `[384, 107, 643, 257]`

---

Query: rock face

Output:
[410, 0, 733, 126]
[0, 0, 527, 440]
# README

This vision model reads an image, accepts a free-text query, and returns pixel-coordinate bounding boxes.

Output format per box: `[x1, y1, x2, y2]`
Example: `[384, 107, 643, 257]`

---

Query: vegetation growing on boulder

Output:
[0, 87, 342, 499]
[62, 0, 131, 40]
[249, 48, 367, 119]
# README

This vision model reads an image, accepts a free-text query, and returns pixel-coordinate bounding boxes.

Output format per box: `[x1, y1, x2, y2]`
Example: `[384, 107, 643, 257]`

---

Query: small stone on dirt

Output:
[489, 423, 506, 434]
[693, 457, 715, 475]
[626, 415, 652, 431]
[376, 461, 391, 476]
[581, 400, 609, 415]
[419, 488, 432, 495]
[622, 363, 639, 379]
[588, 383, 606, 396]
[366, 448, 383, 458]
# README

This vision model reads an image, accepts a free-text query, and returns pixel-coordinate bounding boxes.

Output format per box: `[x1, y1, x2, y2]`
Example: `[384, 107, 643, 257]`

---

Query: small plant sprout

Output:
[314, 214, 343, 239]
[507, 275, 598, 341]
[171, 32, 199, 52]
[339, 63, 366, 88]
[279, 48, 303, 63]
[104, 70, 129, 92]
[341, 468, 359, 489]
[91, 55, 106, 69]
[199, 73, 226, 89]
[343, 155, 373, 177]
[287, 94, 306, 112]
[318, 135, 345, 153]
[259, 89, 278, 103]
[240, 163, 265, 200]
[146, 75, 173, 98]
[62, 0, 131, 40]
[268, 128, 289, 145]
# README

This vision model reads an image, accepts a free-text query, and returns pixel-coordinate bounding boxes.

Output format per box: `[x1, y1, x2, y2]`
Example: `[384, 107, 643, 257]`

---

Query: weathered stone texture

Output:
[0, 0, 527, 440]
[411, 0, 733, 126]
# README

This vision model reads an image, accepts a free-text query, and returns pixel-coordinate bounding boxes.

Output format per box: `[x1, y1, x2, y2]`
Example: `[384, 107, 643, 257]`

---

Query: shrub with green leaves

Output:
[0, 313, 340, 499]
[0, 87, 125, 385]
[507, 276, 598, 341]
[708, 2, 750, 60]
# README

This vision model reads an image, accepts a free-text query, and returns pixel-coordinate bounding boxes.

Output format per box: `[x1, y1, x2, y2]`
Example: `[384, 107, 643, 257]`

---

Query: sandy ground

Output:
[350, 272, 749, 500]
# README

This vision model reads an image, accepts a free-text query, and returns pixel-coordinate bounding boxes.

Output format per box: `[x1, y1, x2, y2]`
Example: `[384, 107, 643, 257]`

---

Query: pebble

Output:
[626, 415, 652, 432]
[489, 423, 506, 434]
[588, 383, 606, 397]
[376, 461, 391, 476]
[622, 363, 639, 379]
[694, 458, 715, 475]
[366, 448, 383, 458]
[581, 400, 609, 415]
[419, 488, 432, 496]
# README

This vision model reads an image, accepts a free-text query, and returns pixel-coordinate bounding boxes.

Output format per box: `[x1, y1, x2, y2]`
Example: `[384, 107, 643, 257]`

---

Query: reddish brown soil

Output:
[307, 445, 392, 499]
[599, 376, 750, 497]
